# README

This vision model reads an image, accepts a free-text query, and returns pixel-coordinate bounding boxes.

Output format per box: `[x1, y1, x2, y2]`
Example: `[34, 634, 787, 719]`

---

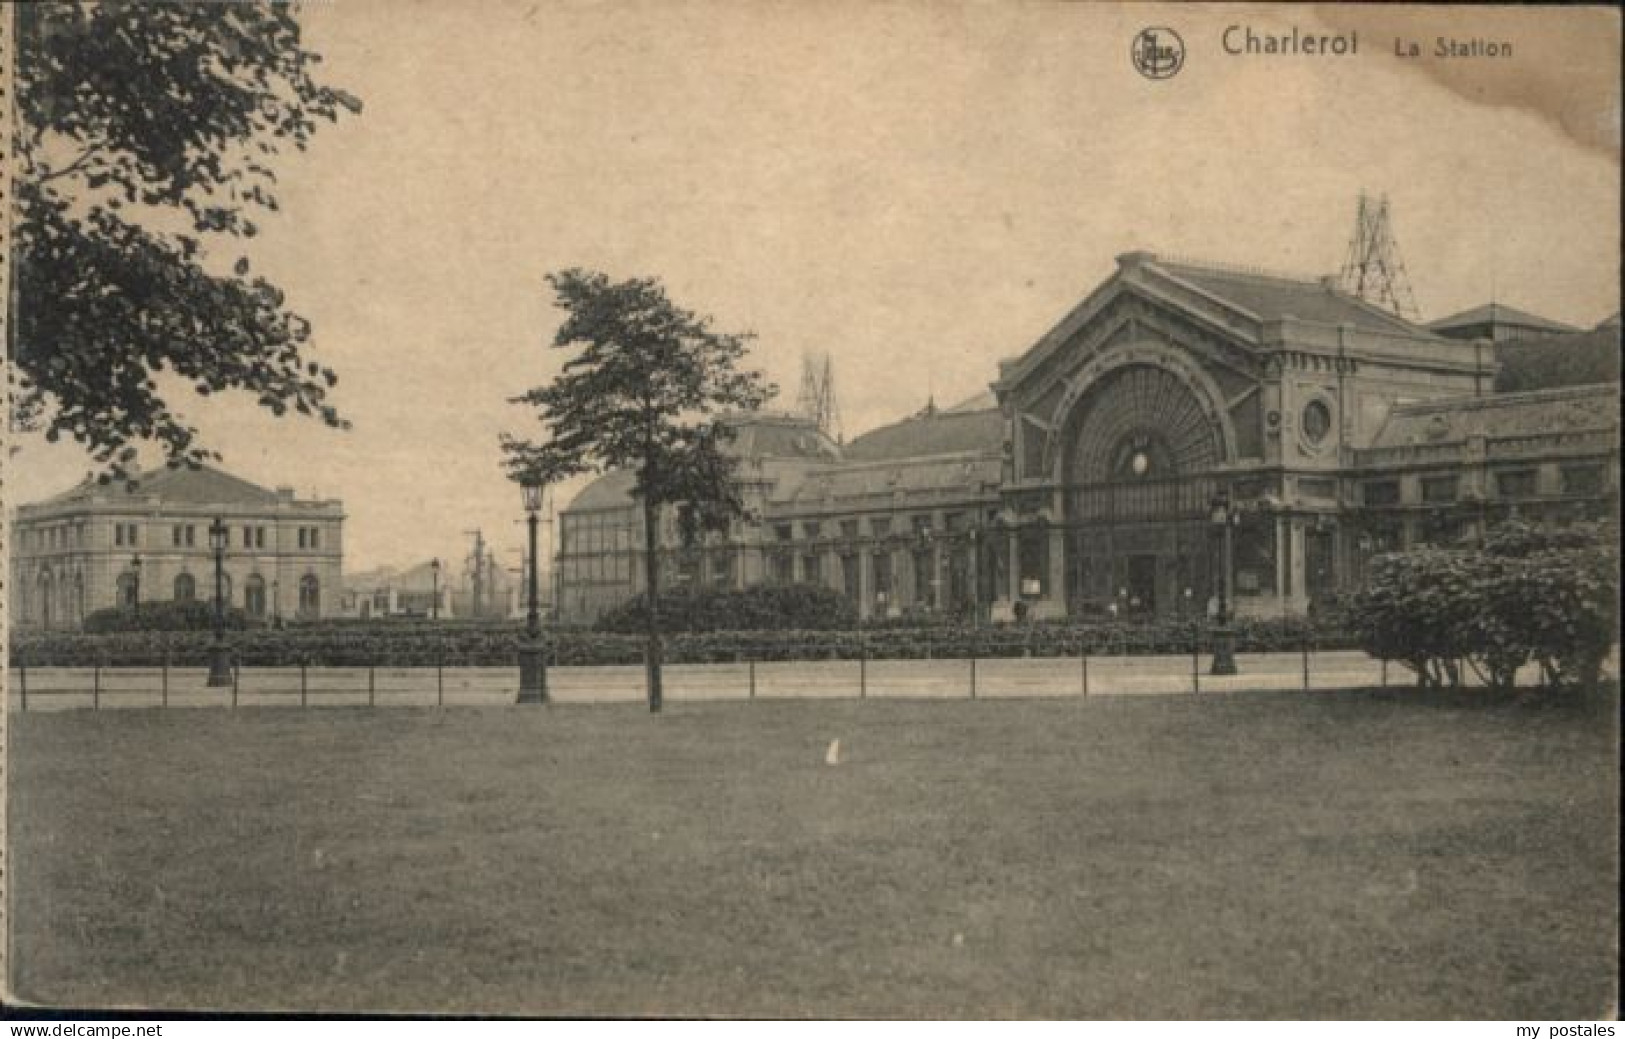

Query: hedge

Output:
[595, 583, 857, 633]
[10, 615, 1354, 668]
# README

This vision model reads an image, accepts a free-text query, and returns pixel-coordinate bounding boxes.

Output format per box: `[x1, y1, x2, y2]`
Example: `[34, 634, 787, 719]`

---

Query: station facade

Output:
[555, 252, 1619, 625]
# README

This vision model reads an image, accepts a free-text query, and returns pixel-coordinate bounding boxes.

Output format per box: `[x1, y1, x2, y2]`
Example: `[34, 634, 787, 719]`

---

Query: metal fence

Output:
[9, 643, 1613, 712]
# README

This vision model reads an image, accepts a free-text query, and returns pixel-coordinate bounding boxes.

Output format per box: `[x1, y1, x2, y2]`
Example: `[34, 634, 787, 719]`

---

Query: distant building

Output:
[555, 252, 1619, 625]
[1429, 302, 1578, 343]
[10, 463, 344, 629]
[339, 561, 452, 619]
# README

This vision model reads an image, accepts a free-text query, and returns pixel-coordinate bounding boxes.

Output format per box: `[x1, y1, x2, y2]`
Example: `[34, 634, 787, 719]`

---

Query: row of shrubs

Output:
[594, 583, 858, 633]
[10, 615, 1354, 668]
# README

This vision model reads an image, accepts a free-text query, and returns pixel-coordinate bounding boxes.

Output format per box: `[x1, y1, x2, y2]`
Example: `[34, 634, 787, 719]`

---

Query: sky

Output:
[9, 1, 1620, 574]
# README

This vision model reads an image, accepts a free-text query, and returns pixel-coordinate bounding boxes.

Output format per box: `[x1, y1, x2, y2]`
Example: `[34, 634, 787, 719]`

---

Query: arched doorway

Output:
[244, 575, 267, 619]
[37, 569, 54, 628]
[174, 572, 196, 602]
[1061, 363, 1226, 617]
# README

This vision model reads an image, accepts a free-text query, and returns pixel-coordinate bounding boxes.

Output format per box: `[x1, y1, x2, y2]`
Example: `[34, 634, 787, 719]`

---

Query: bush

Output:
[595, 583, 858, 634]
[1349, 519, 1618, 692]
[82, 599, 257, 634]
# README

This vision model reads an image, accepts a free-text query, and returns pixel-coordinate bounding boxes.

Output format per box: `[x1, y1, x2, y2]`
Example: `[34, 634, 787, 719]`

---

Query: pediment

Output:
[1000, 279, 1262, 412]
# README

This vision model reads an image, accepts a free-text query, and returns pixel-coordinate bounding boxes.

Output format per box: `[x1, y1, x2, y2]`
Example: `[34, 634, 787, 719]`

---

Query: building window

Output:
[174, 573, 196, 602]
[710, 553, 732, 588]
[870, 517, 892, 538]
[1420, 475, 1458, 504]
[912, 548, 934, 607]
[802, 553, 822, 585]
[309, 526, 320, 549]
[1561, 465, 1605, 496]
[245, 575, 267, 619]
[1494, 469, 1537, 499]
[872, 551, 893, 605]
[298, 574, 321, 618]
[117, 572, 139, 609]
[1301, 400, 1332, 445]
[116, 523, 127, 547]
[770, 551, 794, 585]
[298, 527, 308, 549]
[839, 519, 860, 541]
[803, 520, 822, 541]
[1362, 480, 1400, 507]
[256, 527, 267, 549]
[774, 524, 793, 543]
[911, 514, 933, 535]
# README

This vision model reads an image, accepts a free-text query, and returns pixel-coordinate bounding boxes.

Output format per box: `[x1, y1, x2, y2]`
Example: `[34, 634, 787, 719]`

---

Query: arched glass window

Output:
[174, 573, 196, 603]
[244, 575, 267, 619]
[298, 574, 320, 618]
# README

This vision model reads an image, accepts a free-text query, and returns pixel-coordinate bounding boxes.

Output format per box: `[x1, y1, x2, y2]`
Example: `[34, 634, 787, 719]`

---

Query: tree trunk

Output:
[642, 496, 664, 713]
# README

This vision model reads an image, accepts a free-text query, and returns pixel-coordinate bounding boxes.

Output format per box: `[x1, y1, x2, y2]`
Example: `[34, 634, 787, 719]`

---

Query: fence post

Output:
[161, 649, 170, 708]
[93, 663, 101, 710]
[19, 656, 27, 712]
[748, 658, 756, 700]
[1302, 627, 1311, 691]
[369, 665, 376, 708]
[437, 660, 444, 706]
[1381, 658, 1388, 687]
[299, 661, 308, 708]
[859, 634, 867, 700]
[232, 660, 240, 706]
[1189, 631, 1198, 695]
[1081, 646, 1089, 697]
[969, 655, 977, 700]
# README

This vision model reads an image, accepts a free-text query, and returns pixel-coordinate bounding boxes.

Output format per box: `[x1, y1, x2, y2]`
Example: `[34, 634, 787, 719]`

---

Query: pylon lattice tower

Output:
[1338, 192, 1420, 322]
[795, 351, 842, 442]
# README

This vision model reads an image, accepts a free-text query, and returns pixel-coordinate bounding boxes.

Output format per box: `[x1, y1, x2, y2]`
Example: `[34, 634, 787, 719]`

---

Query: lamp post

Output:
[206, 516, 233, 687]
[517, 480, 548, 704]
[430, 557, 441, 620]
[1208, 491, 1239, 676]
[130, 553, 143, 611]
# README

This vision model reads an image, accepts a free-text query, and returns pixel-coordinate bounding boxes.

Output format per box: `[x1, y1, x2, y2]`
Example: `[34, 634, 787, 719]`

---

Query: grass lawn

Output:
[7, 687, 1618, 1018]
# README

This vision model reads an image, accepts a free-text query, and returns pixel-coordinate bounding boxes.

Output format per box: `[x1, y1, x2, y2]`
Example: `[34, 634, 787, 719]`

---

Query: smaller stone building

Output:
[10, 463, 344, 628]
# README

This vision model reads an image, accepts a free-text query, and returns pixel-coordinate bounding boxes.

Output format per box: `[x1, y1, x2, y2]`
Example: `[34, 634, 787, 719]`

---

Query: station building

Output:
[555, 252, 1619, 625]
[10, 463, 345, 628]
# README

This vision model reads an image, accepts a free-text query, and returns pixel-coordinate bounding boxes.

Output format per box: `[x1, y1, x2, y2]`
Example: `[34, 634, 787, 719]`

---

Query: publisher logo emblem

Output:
[1132, 27, 1185, 80]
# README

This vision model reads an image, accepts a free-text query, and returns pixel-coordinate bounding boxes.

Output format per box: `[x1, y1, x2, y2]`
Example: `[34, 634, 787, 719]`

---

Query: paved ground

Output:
[9, 649, 1608, 710]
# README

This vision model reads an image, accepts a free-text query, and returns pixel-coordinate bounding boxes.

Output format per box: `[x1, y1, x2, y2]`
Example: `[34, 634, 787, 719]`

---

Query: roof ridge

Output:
[1151, 253, 1326, 288]
[1391, 382, 1619, 415]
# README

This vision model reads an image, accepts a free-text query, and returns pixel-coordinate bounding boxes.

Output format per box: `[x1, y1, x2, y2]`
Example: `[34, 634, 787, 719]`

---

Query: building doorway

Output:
[1126, 554, 1157, 615]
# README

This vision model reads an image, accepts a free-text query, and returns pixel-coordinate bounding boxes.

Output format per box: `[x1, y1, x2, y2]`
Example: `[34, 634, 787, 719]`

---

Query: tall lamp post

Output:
[1208, 491, 1239, 676]
[430, 557, 441, 620]
[130, 553, 143, 611]
[517, 480, 548, 704]
[206, 517, 233, 687]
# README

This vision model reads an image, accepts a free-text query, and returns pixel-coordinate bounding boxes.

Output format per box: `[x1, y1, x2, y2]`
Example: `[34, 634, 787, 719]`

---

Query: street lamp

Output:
[430, 557, 441, 620]
[517, 480, 548, 705]
[130, 553, 143, 611]
[1208, 491, 1239, 676]
[206, 516, 233, 687]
